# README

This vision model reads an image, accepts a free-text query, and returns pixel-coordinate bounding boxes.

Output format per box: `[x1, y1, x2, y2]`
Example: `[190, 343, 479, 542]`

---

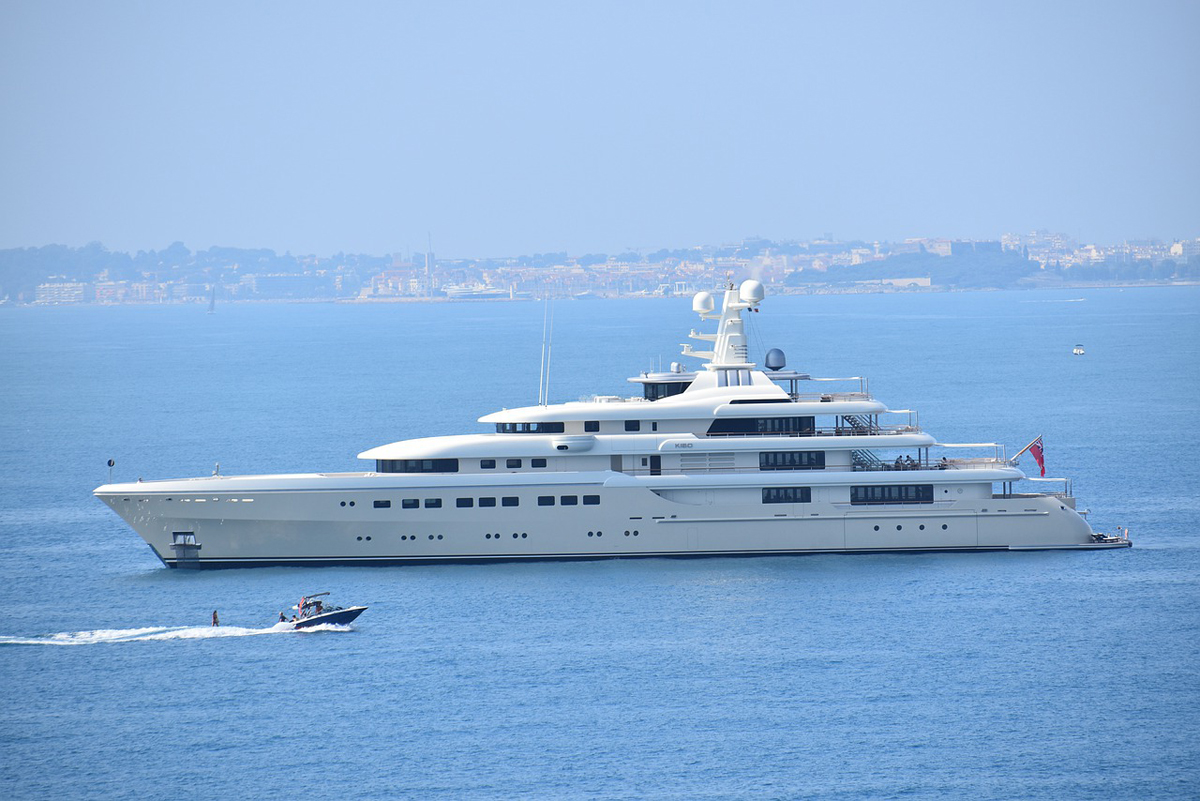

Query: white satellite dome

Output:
[739, 279, 765, 304]
[692, 291, 715, 314]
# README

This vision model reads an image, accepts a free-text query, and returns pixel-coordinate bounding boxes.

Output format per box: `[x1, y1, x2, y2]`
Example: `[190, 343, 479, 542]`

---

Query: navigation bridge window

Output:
[644, 381, 692, 401]
[850, 485, 934, 505]
[760, 451, 825, 470]
[376, 459, 459, 473]
[495, 422, 565, 434]
[762, 487, 812, 504]
[708, 416, 815, 436]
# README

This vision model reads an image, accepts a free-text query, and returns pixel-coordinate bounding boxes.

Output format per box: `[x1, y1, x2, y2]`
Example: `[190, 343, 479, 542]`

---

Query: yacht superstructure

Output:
[95, 281, 1130, 568]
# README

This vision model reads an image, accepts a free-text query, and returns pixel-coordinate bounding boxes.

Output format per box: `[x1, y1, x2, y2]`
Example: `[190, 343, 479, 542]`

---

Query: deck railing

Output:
[706, 424, 920, 438]
[620, 458, 1009, 477]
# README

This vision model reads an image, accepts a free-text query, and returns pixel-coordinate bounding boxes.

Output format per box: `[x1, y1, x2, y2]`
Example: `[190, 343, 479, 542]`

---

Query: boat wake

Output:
[1019, 298, 1086, 303]
[0, 621, 353, 646]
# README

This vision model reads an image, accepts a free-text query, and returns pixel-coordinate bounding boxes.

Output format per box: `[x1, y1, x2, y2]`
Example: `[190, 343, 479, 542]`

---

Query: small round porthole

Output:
[896, 525, 902, 531]
[941, 524, 948, 530]
[873, 525, 880, 531]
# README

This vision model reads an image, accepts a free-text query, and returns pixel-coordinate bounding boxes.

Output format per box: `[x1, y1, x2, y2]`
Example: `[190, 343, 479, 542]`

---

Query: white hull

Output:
[96, 471, 1120, 569]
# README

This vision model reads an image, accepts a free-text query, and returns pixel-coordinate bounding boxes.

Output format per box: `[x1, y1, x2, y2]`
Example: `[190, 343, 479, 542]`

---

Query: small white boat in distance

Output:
[1073, 344, 1085, 355]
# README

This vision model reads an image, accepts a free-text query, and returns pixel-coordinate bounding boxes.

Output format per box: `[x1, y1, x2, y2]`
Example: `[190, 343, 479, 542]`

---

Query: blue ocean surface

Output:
[1, 287, 1197, 799]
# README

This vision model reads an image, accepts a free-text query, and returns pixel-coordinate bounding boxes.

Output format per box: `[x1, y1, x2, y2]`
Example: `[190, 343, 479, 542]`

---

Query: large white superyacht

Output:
[95, 281, 1130, 568]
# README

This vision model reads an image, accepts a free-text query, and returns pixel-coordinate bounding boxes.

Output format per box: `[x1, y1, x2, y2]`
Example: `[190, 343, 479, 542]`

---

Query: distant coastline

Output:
[3, 233, 1197, 307]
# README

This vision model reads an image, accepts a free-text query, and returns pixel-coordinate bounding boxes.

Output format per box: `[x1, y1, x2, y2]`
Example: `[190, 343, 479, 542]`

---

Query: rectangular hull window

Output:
[762, 487, 812, 504]
[495, 422, 565, 434]
[850, 485, 934, 505]
[708, 416, 815, 436]
[376, 459, 459, 473]
[760, 451, 825, 470]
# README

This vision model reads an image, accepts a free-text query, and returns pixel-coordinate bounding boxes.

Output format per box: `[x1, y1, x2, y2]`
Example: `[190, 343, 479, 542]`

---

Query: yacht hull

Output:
[96, 474, 1118, 569]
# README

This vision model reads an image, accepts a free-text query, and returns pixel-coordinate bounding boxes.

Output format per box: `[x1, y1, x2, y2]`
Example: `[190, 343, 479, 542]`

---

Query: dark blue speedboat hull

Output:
[293, 606, 367, 629]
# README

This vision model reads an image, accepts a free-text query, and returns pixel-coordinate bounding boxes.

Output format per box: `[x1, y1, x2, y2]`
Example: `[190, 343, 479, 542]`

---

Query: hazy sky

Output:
[2, 1, 1197, 258]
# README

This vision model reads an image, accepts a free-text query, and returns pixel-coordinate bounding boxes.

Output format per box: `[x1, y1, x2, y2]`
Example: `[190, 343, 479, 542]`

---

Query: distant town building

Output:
[35, 282, 90, 304]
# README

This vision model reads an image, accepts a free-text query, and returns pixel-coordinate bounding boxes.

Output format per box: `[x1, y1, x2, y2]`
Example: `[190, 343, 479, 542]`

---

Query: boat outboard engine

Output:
[765, 348, 786, 371]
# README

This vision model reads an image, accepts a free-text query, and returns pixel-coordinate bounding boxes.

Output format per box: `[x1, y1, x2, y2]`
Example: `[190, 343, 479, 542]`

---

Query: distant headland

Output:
[4, 232, 1198, 306]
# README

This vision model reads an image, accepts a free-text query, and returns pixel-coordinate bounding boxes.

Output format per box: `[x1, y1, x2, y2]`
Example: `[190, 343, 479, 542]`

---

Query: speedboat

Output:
[287, 592, 367, 629]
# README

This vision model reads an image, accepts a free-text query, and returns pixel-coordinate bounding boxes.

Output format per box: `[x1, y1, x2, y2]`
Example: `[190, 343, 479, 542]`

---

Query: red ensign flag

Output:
[1028, 436, 1045, 477]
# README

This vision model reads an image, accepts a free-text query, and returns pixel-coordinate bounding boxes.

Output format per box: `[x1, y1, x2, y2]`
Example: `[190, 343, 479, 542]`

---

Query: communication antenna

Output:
[538, 296, 555, 405]
[107, 458, 115, 483]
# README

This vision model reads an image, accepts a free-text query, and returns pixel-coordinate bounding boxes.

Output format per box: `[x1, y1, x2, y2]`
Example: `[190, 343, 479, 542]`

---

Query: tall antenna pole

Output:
[538, 296, 549, 405]
[544, 299, 554, 406]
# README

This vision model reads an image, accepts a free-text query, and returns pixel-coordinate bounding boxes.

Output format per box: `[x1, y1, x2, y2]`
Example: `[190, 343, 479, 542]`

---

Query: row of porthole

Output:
[341, 501, 356, 507]
[357, 534, 444, 541]
[624, 530, 640, 537]
[485, 533, 529, 539]
[871, 524, 947, 531]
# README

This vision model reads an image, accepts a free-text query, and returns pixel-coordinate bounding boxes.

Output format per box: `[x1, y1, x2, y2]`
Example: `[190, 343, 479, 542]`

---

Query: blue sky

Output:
[1, 1, 1197, 258]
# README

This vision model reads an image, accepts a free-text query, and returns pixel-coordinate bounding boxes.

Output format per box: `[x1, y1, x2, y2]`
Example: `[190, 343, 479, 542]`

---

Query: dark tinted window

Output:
[538, 496, 555, 506]
[502, 496, 519, 507]
[456, 498, 473, 508]
[479, 497, 496, 508]
[531, 458, 547, 468]
[506, 459, 522, 469]
[401, 499, 418, 509]
[583, 495, 600, 505]
[762, 487, 812, 504]
[376, 459, 459, 473]
[625, 420, 641, 432]
[424, 498, 442, 508]
[480, 459, 496, 469]
[495, 422, 566, 434]
[560, 495, 578, 505]
[643, 381, 692, 401]
[850, 485, 934, 505]
[760, 451, 825, 470]
[584, 421, 599, 432]
[708, 417, 814, 436]
[373, 500, 391, 508]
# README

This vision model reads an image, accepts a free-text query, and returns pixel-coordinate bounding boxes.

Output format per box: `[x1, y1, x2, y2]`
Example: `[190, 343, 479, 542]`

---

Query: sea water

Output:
[1, 287, 1197, 799]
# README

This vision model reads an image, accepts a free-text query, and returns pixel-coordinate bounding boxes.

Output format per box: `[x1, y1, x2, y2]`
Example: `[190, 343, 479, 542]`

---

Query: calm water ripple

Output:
[1, 287, 1197, 799]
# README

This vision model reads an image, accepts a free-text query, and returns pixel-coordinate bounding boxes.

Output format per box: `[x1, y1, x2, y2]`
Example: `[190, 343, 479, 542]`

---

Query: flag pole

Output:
[1012, 434, 1043, 461]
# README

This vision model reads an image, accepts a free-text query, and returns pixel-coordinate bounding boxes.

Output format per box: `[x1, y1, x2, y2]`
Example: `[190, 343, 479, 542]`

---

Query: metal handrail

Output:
[706, 425, 920, 438]
[620, 458, 1010, 477]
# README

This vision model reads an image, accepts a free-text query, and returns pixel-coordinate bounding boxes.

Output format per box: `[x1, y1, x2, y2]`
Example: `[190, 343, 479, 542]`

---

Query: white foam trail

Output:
[0, 621, 353, 646]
